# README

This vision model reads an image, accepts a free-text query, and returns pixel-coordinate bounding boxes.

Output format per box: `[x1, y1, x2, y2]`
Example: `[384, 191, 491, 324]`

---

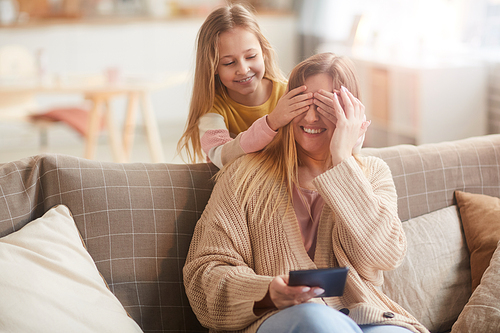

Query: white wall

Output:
[0, 15, 298, 126]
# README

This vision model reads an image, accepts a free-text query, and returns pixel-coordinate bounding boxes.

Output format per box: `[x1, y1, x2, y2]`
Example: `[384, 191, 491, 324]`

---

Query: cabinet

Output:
[351, 57, 487, 147]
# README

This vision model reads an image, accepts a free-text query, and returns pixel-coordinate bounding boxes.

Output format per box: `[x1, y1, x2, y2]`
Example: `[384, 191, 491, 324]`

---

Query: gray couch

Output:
[1, 134, 500, 333]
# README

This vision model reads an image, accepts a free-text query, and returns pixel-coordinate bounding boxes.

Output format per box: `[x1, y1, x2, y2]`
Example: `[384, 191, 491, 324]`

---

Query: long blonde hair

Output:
[177, 3, 286, 163]
[223, 53, 361, 214]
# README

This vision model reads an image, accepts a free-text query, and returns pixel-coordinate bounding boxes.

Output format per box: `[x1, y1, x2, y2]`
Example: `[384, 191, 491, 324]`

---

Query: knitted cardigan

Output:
[183, 155, 430, 333]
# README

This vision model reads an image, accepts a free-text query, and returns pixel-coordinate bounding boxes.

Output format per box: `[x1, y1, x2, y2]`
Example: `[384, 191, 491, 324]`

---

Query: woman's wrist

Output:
[253, 290, 276, 315]
[330, 150, 352, 167]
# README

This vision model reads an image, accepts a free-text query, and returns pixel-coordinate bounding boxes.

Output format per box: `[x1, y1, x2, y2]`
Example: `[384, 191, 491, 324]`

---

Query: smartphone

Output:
[288, 267, 349, 297]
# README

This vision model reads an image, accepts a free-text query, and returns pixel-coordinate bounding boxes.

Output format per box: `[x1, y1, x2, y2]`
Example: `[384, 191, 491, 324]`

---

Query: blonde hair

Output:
[177, 3, 286, 163]
[222, 53, 361, 215]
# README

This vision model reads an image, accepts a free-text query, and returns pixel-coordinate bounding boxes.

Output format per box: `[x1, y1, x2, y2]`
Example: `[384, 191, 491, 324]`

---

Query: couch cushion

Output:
[451, 240, 500, 333]
[0, 154, 217, 333]
[0, 204, 143, 333]
[381, 205, 471, 333]
[454, 190, 500, 292]
[362, 135, 500, 221]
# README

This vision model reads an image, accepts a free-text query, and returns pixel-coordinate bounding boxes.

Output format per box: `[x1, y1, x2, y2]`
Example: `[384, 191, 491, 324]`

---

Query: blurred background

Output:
[0, 0, 498, 163]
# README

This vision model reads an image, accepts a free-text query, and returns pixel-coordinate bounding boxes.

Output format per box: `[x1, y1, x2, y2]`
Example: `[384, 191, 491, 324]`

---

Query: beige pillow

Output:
[455, 190, 500, 292]
[0, 205, 143, 333]
[382, 205, 471, 333]
[452, 240, 500, 332]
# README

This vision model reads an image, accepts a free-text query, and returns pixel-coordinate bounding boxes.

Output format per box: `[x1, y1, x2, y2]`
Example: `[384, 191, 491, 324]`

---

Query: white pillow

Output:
[0, 205, 144, 333]
[381, 205, 471, 332]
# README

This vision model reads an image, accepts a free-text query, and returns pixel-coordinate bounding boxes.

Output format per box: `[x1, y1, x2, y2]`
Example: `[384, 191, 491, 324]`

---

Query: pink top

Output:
[292, 185, 325, 259]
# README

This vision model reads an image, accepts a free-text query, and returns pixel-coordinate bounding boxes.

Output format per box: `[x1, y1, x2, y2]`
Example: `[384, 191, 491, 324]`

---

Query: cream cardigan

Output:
[183, 155, 430, 333]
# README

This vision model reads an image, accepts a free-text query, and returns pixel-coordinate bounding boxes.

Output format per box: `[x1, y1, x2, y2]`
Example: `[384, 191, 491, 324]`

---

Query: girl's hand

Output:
[314, 86, 369, 166]
[267, 86, 314, 131]
[268, 275, 324, 310]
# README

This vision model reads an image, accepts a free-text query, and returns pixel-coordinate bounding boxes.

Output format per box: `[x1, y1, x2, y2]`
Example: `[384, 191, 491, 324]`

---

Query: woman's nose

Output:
[303, 104, 320, 123]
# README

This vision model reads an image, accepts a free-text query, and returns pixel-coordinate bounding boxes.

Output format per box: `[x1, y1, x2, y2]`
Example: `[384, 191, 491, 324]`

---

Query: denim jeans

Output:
[256, 303, 412, 333]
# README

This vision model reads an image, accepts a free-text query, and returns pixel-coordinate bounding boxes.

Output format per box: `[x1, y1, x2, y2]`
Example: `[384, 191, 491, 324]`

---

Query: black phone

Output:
[288, 267, 349, 297]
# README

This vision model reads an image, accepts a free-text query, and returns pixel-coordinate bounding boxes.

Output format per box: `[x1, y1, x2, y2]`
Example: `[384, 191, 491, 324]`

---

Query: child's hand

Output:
[267, 86, 313, 131]
[314, 86, 368, 166]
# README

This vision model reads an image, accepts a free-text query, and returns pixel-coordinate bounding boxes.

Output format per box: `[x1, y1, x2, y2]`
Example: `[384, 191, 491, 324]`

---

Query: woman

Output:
[183, 53, 429, 333]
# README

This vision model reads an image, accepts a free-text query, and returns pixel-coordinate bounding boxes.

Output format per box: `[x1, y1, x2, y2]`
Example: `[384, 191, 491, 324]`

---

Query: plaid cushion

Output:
[0, 154, 217, 333]
[362, 135, 500, 221]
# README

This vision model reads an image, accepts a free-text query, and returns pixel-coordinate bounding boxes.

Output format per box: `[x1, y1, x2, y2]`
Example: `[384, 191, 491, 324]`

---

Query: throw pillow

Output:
[451, 240, 500, 332]
[0, 205, 143, 333]
[382, 205, 471, 333]
[454, 190, 500, 292]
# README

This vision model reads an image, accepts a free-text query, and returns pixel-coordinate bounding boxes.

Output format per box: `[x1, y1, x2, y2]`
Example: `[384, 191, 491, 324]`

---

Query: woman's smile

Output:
[301, 126, 326, 135]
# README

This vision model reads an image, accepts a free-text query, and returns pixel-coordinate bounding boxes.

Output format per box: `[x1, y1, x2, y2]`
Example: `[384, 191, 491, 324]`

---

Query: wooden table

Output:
[0, 72, 188, 162]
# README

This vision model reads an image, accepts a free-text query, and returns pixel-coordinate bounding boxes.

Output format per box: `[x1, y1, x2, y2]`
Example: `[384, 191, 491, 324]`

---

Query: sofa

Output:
[1, 134, 500, 333]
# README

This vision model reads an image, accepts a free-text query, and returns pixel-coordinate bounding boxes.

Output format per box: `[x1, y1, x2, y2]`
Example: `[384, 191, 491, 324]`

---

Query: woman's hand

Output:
[314, 86, 369, 166]
[267, 86, 314, 131]
[267, 275, 324, 310]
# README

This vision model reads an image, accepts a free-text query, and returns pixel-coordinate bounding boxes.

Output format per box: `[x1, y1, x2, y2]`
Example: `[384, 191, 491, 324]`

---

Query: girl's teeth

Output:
[238, 76, 252, 82]
[303, 128, 322, 134]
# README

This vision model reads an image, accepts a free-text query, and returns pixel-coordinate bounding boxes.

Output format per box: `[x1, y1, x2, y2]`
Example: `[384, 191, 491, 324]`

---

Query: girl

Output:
[183, 53, 428, 333]
[176, 3, 314, 168]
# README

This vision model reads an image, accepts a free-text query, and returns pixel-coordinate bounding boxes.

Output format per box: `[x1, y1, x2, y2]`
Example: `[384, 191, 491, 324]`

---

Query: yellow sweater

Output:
[211, 79, 287, 135]
[183, 156, 430, 333]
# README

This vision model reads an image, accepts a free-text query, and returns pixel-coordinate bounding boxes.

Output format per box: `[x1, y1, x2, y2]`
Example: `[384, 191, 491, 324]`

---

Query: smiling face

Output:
[216, 26, 266, 105]
[292, 73, 336, 161]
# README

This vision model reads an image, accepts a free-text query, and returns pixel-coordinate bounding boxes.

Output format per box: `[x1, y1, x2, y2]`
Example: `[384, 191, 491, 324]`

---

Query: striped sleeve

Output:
[200, 114, 277, 168]
[239, 116, 277, 154]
